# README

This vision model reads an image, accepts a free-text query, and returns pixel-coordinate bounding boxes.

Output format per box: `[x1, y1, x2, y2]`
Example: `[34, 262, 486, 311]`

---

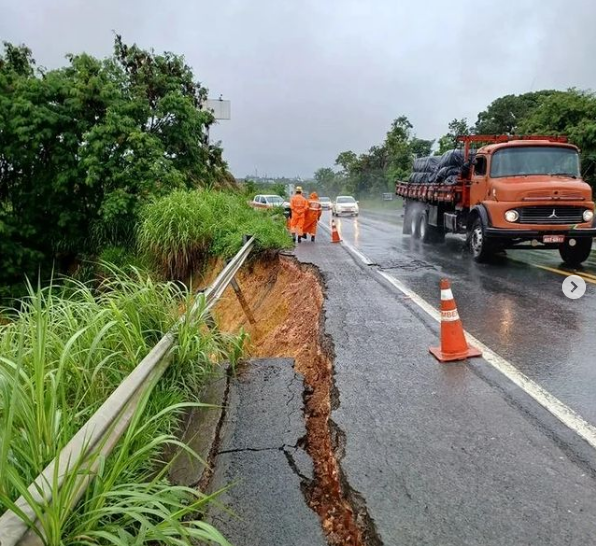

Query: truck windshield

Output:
[490, 146, 580, 178]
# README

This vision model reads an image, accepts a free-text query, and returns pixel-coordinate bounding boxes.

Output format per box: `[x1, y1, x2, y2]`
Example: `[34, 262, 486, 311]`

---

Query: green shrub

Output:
[138, 189, 292, 279]
[0, 267, 240, 544]
[96, 246, 148, 276]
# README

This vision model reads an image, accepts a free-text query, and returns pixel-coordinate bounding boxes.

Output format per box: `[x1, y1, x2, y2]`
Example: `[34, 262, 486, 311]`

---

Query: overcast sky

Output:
[1, 0, 595, 178]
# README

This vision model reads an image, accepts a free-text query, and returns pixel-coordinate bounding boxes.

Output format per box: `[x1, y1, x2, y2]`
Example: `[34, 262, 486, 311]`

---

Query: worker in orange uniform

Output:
[289, 186, 309, 243]
[304, 192, 323, 242]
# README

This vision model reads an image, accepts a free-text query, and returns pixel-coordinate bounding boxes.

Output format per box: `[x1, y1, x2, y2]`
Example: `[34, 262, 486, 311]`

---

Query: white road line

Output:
[320, 222, 374, 265]
[338, 238, 596, 451]
[342, 244, 373, 266]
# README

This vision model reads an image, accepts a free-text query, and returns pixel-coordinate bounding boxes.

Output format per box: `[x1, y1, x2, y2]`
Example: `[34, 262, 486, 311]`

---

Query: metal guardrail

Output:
[0, 237, 256, 546]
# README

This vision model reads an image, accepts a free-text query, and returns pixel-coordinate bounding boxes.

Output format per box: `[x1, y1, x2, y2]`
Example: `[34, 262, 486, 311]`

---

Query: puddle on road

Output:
[205, 252, 368, 546]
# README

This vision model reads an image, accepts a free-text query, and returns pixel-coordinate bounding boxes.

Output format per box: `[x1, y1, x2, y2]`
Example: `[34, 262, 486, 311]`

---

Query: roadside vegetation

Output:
[0, 269, 244, 544]
[313, 89, 596, 199]
[138, 189, 291, 279]
[0, 37, 290, 543]
[0, 37, 234, 301]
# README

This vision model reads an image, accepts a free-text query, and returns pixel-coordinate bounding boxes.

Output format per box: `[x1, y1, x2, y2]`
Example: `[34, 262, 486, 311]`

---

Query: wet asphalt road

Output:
[328, 208, 596, 426]
[295, 234, 596, 545]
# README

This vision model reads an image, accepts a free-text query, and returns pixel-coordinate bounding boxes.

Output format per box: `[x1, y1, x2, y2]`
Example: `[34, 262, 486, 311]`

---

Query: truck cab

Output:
[467, 139, 595, 263]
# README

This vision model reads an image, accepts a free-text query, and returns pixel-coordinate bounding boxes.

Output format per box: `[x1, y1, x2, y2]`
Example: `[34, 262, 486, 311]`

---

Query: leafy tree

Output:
[314, 167, 336, 186]
[314, 167, 342, 197]
[355, 145, 388, 195]
[410, 137, 434, 158]
[518, 89, 596, 186]
[0, 38, 228, 297]
[335, 151, 358, 173]
[436, 118, 471, 154]
[313, 115, 435, 196]
[384, 116, 413, 184]
[474, 91, 557, 135]
[334, 152, 359, 195]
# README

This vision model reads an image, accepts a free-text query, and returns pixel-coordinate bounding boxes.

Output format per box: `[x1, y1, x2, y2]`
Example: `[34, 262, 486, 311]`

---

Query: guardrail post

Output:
[229, 277, 256, 324]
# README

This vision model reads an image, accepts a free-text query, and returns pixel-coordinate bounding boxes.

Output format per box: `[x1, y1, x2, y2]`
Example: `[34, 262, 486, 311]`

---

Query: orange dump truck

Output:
[396, 135, 596, 265]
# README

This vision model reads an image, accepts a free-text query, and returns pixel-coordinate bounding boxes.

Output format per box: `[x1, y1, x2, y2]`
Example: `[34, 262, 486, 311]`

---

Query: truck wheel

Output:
[468, 218, 494, 262]
[420, 212, 445, 244]
[559, 238, 592, 266]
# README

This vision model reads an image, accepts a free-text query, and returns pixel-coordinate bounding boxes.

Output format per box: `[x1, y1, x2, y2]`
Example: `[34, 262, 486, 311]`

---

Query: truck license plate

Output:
[543, 235, 565, 244]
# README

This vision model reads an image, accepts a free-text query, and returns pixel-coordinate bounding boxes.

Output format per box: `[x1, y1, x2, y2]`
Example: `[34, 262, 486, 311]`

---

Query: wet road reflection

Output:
[322, 209, 596, 426]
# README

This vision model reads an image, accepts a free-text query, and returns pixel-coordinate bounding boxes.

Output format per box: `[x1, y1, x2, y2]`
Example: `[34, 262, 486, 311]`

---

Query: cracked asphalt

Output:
[207, 358, 325, 546]
[295, 213, 596, 545]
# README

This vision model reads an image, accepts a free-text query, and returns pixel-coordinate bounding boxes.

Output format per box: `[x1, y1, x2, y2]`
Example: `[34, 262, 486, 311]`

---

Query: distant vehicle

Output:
[382, 192, 394, 201]
[332, 196, 359, 217]
[251, 194, 285, 209]
[319, 197, 332, 210]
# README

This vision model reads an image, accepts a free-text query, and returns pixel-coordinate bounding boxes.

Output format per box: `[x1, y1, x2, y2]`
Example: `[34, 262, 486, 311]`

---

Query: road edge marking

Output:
[337, 237, 596, 451]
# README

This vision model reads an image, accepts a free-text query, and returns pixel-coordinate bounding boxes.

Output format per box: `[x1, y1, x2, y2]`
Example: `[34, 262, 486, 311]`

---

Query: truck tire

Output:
[559, 238, 592, 266]
[468, 218, 494, 262]
[419, 211, 445, 244]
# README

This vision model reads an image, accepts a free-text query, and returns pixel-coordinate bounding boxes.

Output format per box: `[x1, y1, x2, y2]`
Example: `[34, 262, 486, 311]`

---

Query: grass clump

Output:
[138, 189, 292, 279]
[0, 267, 243, 544]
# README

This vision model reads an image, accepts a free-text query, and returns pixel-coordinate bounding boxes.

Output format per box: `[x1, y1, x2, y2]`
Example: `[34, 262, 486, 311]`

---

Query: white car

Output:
[251, 194, 285, 209]
[332, 196, 359, 217]
[319, 197, 332, 210]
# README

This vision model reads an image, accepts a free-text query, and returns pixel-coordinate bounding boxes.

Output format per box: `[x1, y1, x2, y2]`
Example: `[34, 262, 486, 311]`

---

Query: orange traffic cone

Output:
[331, 220, 341, 243]
[429, 279, 482, 362]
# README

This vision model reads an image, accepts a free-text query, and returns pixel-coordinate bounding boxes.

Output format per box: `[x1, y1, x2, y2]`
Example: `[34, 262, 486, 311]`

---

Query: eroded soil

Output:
[202, 252, 364, 546]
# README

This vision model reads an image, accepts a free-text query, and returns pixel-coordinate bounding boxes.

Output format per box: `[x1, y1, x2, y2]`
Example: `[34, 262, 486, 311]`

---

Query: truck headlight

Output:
[505, 210, 519, 222]
[583, 210, 594, 222]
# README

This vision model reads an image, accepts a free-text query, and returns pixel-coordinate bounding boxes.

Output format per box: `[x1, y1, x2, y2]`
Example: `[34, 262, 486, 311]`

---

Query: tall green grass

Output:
[138, 189, 292, 279]
[0, 268, 243, 544]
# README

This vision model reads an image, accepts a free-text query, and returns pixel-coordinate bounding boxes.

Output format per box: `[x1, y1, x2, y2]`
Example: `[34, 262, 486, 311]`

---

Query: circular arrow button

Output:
[562, 275, 586, 300]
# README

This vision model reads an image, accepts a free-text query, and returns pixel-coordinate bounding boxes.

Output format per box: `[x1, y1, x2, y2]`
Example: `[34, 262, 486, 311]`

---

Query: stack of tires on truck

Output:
[396, 135, 596, 265]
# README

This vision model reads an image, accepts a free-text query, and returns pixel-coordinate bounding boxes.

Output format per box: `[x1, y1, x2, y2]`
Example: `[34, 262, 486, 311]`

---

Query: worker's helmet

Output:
[296, 186, 303, 193]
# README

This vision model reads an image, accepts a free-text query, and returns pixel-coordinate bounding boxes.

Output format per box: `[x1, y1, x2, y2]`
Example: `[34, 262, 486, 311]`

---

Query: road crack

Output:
[296, 263, 383, 546]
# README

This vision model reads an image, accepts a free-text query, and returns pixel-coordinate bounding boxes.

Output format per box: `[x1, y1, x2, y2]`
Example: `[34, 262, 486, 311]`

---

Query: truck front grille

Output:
[518, 206, 584, 225]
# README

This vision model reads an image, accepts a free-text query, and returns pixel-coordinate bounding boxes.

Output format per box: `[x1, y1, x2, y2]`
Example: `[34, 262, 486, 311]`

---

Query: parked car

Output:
[251, 194, 285, 209]
[332, 195, 359, 217]
[319, 196, 332, 210]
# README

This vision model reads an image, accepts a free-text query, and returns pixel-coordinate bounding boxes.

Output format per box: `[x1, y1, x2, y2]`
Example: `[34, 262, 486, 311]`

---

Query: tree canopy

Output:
[0, 37, 230, 296]
[473, 91, 557, 135]
[518, 89, 596, 183]
[313, 116, 430, 198]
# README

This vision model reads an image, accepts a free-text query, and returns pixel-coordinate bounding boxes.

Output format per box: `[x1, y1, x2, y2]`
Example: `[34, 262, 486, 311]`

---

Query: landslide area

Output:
[201, 252, 366, 546]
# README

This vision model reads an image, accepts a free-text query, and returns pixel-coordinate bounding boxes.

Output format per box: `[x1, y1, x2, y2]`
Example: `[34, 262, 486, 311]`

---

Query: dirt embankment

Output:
[201, 252, 365, 546]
